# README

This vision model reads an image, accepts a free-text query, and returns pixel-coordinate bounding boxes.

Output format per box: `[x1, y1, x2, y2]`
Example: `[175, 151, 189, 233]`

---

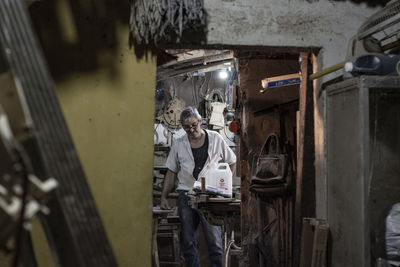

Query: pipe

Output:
[223, 239, 241, 267]
[309, 61, 345, 80]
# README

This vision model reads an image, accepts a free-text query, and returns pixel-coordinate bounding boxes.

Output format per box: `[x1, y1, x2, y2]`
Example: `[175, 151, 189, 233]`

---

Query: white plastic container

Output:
[208, 163, 232, 198]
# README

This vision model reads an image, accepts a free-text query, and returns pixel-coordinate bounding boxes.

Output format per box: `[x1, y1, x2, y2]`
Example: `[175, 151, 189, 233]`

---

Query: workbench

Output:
[189, 194, 241, 267]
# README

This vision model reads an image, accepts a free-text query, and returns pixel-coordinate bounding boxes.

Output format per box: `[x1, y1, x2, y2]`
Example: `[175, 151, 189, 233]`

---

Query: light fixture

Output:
[218, 69, 228, 80]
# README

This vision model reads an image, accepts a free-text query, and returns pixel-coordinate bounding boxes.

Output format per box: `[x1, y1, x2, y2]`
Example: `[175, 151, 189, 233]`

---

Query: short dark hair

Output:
[180, 106, 202, 124]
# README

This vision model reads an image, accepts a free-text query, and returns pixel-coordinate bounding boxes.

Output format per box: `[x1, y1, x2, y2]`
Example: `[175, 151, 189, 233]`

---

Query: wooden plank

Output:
[294, 51, 308, 256]
[294, 52, 316, 267]
[152, 217, 160, 267]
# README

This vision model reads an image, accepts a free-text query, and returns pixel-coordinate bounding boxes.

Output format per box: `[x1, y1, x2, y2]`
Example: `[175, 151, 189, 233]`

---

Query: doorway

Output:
[151, 48, 315, 267]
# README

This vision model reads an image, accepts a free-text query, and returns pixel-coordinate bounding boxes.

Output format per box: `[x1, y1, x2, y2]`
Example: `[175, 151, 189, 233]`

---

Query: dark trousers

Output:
[178, 191, 222, 267]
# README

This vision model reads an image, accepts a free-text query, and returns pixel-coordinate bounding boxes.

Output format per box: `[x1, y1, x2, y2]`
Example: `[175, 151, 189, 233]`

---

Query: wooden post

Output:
[294, 52, 316, 267]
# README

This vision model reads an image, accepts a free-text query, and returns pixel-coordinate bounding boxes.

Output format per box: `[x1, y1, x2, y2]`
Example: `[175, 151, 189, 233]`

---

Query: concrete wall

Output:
[204, 0, 378, 76]
[27, 1, 156, 266]
[203, 0, 380, 218]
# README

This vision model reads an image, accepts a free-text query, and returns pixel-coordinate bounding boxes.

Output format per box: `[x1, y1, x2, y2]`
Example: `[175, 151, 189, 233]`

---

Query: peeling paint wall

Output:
[203, 0, 380, 218]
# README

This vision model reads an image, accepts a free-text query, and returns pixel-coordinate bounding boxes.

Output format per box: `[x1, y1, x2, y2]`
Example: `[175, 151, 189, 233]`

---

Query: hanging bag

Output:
[250, 133, 288, 185]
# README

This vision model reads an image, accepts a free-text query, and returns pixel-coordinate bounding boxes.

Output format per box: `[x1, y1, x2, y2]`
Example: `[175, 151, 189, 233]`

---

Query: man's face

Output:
[182, 116, 202, 139]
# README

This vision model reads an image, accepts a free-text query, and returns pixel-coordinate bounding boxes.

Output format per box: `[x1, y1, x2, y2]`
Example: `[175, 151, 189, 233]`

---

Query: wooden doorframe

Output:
[293, 52, 316, 266]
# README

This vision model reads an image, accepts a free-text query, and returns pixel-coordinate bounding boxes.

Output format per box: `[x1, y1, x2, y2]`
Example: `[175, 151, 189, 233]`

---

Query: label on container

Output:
[219, 178, 227, 190]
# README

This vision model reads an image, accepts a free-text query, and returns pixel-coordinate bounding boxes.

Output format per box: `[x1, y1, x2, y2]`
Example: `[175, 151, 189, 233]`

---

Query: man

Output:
[160, 106, 236, 267]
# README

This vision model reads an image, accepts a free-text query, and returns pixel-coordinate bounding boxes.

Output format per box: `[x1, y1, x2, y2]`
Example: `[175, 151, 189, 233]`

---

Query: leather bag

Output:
[250, 133, 288, 186]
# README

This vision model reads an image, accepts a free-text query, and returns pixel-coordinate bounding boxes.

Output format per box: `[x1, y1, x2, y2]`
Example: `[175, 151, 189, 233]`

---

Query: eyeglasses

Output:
[182, 122, 199, 131]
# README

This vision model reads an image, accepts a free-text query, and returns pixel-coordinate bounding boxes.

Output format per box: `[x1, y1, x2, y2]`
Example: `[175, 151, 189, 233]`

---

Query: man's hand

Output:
[160, 197, 171, 210]
[160, 170, 176, 210]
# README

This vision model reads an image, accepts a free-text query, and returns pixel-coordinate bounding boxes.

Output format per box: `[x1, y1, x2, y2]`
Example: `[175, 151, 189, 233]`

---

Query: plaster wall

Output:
[47, 39, 155, 267]
[25, 1, 156, 266]
[203, 0, 380, 218]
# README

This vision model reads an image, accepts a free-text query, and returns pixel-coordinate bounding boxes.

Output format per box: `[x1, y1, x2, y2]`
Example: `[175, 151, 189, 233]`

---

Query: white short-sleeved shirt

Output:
[166, 129, 236, 191]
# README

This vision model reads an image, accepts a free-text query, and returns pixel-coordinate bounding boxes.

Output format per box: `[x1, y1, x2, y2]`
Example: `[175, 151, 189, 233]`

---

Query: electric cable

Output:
[201, 71, 212, 98]
[198, 74, 207, 98]
[192, 76, 198, 106]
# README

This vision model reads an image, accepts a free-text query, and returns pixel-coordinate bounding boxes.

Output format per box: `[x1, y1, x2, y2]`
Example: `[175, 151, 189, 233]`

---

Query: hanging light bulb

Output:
[219, 69, 228, 80]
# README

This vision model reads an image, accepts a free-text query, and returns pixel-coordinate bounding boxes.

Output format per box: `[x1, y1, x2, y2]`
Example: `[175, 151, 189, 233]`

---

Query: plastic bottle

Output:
[209, 163, 232, 198]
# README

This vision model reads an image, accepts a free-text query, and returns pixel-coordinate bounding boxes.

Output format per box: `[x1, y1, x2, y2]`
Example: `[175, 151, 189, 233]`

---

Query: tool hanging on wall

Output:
[156, 97, 186, 129]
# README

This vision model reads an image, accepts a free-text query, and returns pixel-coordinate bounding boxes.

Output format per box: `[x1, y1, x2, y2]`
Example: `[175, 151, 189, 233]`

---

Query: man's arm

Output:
[229, 162, 236, 176]
[160, 170, 177, 210]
